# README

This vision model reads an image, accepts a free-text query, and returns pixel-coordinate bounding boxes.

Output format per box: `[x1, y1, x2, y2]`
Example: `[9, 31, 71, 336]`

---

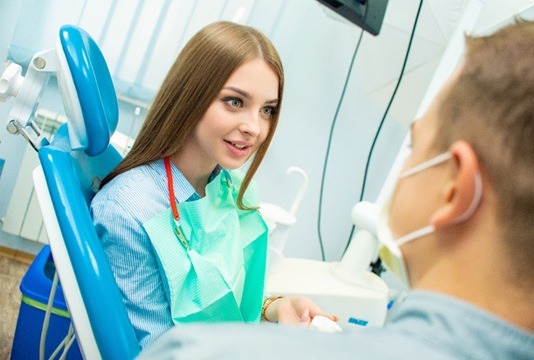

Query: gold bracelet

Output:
[261, 295, 284, 322]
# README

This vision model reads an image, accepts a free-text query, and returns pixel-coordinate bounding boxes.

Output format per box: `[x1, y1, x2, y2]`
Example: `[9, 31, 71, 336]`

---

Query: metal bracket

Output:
[6, 119, 50, 151]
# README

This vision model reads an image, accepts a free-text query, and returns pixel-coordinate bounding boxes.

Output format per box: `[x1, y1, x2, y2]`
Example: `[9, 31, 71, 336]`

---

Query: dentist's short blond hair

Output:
[434, 19, 534, 270]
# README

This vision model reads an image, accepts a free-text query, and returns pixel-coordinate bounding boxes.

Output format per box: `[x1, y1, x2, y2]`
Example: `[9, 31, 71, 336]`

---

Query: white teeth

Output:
[231, 142, 246, 149]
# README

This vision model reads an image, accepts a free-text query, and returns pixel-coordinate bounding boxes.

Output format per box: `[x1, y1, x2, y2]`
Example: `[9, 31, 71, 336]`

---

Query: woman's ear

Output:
[431, 141, 481, 229]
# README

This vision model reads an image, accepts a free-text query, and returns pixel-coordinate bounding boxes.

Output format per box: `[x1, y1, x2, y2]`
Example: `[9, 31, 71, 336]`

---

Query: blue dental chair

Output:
[2, 25, 139, 359]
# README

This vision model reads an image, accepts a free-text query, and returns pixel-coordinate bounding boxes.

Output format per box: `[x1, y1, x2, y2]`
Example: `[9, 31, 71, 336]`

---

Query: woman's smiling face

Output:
[186, 58, 279, 172]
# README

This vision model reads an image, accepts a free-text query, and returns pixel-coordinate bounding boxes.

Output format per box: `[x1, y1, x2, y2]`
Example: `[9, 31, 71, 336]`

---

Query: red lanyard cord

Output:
[164, 156, 180, 221]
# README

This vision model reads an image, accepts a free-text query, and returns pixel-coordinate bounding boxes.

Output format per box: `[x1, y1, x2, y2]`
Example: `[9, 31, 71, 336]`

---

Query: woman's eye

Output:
[224, 97, 242, 108]
[261, 107, 276, 117]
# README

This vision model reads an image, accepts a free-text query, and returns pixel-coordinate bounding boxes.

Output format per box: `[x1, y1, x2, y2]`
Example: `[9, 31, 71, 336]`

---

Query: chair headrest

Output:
[56, 25, 118, 157]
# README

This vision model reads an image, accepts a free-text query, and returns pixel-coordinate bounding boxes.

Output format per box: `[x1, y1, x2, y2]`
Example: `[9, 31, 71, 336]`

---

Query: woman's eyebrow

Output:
[223, 86, 278, 104]
[223, 86, 250, 99]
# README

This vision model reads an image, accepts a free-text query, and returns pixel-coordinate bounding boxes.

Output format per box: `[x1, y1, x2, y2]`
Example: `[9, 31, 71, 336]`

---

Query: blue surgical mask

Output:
[377, 151, 483, 288]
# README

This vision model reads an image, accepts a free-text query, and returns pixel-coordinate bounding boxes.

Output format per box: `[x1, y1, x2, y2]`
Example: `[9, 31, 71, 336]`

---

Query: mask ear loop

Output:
[394, 152, 482, 247]
[392, 152, 453, 246]
[395, 168, 483, 248]
[399, 152, 452, 179]
[395, 225, 436, 247]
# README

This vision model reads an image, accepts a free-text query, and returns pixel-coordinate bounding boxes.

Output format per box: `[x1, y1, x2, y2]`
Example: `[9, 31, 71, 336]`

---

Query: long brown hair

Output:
[102, 21, 284, 209]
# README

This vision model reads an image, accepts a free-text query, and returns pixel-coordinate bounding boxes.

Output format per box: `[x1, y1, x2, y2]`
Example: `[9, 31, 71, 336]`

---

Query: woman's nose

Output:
[239, 110, 262, 136]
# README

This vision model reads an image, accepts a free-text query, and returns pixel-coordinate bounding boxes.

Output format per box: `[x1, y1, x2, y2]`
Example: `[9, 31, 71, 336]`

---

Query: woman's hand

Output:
[263, 296, 338, 326]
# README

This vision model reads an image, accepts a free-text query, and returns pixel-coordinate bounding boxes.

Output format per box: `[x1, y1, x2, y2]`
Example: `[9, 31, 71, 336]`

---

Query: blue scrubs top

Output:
[138, 290, 534, 359]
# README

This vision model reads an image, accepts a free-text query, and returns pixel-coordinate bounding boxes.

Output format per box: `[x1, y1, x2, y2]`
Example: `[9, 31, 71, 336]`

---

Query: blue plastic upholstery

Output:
[39, 131, 139, 359]
[59, 25, 119, 156]
[36, 24, 140, 359]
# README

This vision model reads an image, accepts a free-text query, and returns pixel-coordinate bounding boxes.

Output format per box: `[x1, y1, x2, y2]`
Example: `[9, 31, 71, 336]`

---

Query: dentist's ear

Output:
[431, 141, 482, 229]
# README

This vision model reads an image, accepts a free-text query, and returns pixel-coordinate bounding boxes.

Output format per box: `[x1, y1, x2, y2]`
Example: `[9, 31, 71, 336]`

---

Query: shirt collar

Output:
[155, 159, 224, 203]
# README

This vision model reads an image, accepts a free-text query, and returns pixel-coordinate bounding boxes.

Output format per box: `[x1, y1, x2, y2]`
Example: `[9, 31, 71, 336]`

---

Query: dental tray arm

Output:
[0, 48, 58, 150]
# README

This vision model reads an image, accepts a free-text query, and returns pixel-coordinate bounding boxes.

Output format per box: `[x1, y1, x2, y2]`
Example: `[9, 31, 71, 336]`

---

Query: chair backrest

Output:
[32, 24, 139, 359]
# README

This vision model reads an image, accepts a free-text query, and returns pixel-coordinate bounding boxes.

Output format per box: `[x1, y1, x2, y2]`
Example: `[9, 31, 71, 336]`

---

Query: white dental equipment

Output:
[261, 170, 388, 327]
[266, 201, 389, 328]
[0, 49, 57, 150]
[260, 166, 308, 273]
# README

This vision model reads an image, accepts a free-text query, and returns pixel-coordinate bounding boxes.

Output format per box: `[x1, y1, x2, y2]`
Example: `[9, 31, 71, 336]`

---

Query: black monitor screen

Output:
[316, 0, 389, 36]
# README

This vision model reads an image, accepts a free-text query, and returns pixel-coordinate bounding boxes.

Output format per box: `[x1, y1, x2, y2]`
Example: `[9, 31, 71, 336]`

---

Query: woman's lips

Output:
[225, 140, 251, 157]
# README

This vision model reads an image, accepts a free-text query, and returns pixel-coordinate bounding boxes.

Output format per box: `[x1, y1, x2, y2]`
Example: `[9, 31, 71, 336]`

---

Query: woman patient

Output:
[91, 21, 335, 348]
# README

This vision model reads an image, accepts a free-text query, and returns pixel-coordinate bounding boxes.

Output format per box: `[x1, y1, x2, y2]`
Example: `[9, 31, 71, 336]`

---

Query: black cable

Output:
[317, 20, 367, 262]
[342, 0, 425, 257]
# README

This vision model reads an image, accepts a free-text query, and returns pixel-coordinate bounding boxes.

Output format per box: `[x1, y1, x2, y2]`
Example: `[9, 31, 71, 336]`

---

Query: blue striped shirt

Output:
[90, 159, 216, 347]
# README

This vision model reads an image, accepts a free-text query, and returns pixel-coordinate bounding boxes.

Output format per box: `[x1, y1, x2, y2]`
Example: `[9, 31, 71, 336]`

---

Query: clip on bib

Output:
[165, 156, 190, 250]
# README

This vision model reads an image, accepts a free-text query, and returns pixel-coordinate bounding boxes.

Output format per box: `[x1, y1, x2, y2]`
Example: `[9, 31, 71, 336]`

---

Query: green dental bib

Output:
[143, 170, 268, 323]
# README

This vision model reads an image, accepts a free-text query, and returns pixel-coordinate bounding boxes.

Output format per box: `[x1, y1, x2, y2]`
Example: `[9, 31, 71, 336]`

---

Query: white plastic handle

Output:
[287, 166, 308, 218]
[351, 201, 378, 234]
[0, 63, 24, 102]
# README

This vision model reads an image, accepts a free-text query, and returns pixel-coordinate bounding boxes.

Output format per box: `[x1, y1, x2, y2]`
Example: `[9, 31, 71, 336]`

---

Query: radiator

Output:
[2, 144, 48, 243]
